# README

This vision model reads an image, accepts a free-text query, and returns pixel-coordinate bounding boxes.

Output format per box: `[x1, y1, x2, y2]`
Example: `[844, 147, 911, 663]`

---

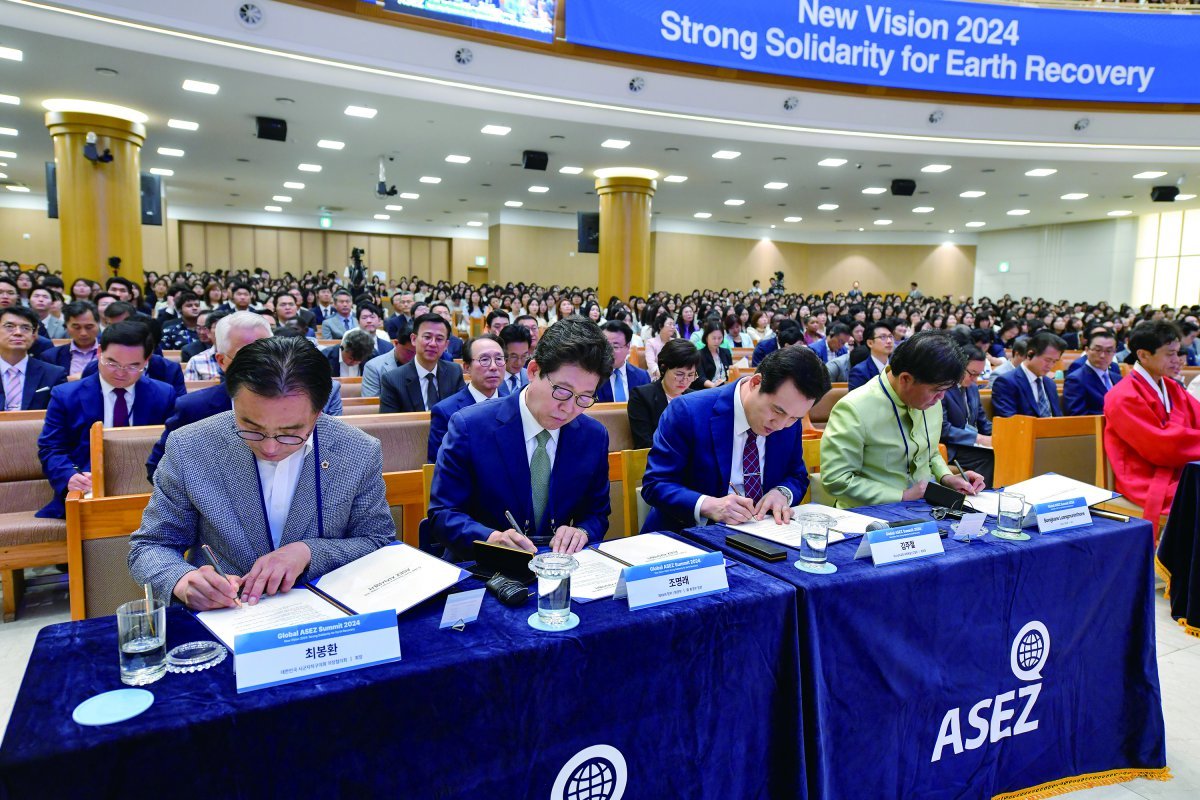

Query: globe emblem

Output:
[564, 757, 617, 800]
[1017, 630, 1045, 672]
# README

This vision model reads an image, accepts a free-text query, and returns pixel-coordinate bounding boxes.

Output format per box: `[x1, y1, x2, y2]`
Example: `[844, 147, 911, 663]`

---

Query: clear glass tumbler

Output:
[528, 552, 579, 626]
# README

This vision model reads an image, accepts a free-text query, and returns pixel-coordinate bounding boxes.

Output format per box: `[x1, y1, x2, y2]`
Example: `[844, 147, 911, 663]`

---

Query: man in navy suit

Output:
[991, 331, 1067, 418]
[750, 319, 802, 367]
[323, 329, 378, 379]
[429, 317, 614, 561]
[499, 323, 532, 396]
[641, 346, 830, 533]
[809, 322, 852, 364]
[848, 321, 895, 390]
[81, 323, 187, 397]
[1063, 328, 1121, 416]
[379, 313, 465, 413]
[427, 334, 509, 464]
[595, 320, 650, 403]
[941, 347, 994, 486]
[0, 305, 66, 411]
[37, 300, 100, 376]
[429, 302, 464, 361]
[37, 321, 177, 518]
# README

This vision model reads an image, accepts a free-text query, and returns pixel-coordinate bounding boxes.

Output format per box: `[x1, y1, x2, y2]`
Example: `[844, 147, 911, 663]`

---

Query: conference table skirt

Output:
[0, 540, 803, 800]
[684, 500, 1168, 800]
[1157, 461, 1200, 639]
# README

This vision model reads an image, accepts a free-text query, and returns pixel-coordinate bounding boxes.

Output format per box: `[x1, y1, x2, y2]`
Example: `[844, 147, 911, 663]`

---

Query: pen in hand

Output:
[201, 543, 243, 607]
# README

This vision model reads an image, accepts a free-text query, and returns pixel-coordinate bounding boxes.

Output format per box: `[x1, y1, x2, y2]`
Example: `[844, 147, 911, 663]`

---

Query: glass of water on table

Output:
[117, 598, 167, 685]
[794, 512, 837, 575]
[529, 552, 580, 628]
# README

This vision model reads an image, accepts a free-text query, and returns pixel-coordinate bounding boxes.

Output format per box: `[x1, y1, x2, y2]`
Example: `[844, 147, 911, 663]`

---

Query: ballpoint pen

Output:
[201, 543, 243, 607]
[504, 510, 526, 537]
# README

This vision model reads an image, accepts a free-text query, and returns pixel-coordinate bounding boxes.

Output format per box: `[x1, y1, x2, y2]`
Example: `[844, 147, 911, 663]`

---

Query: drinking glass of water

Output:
[794, 512, 836, 574]
[117, 598, 167, 685]
[993, 492, 1032, 541]
[529, 553, 579, 627]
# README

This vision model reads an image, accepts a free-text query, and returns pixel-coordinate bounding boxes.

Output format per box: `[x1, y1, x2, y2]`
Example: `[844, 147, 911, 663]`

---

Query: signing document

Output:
[728, 502, 886, 545]
[971, 473, 1119, 517]
[570, 535, 709, 601]
[598, 533, 706, 566]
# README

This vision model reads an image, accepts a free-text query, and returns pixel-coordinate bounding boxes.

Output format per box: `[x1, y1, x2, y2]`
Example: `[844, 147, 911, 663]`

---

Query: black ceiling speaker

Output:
[255, 116, 288, 142]
[1151, 185, 1180, 202]
[522, 150, 548, 171]
[891, 179, 916, 196]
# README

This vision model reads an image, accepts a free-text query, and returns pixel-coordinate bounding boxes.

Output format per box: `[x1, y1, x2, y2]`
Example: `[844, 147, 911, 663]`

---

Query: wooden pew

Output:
[991, 415, 1103, 488]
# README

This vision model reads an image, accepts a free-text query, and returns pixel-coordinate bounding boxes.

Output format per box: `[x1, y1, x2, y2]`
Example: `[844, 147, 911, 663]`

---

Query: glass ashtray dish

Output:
[165, 641, 227, 674]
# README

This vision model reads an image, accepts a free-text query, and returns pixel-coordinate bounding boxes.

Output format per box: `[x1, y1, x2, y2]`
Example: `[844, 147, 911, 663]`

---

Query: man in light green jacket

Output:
[820, 331, 987, 509]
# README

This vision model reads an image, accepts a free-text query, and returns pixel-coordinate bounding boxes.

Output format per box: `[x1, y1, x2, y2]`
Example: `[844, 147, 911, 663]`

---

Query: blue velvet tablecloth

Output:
[685, 501, 1167, 800]
[1158, 462, 1200, 639]
[0, 543, 801, 800]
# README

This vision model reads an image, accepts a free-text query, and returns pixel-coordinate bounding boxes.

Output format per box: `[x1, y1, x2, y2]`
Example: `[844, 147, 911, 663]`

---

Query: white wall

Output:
[973, 219, 1137, 304]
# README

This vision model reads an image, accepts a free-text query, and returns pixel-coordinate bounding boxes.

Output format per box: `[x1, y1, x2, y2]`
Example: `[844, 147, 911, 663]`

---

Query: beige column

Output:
[594, 170, 657, 303]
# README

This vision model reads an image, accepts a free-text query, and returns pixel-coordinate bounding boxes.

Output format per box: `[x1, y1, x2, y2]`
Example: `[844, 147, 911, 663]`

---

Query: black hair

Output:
[1025, 331, 1068, 358]
[356, 301, 383, 321]
[178, 291, 200, 307]
[827, 322, 851, 337]
[63, 300, 98, 323]
[486, 309, 509, 328]
[411, 312, 451, 339]
[775, 319, 804, 348]
[204, 310, 229, 330]
[0, 304, 39, 330]
[273, 291, 296, 307]
[99, 320, 154, 358]
[499, 323, 533, 348]
[102, 301, 138, 321]
[888, 330, 967, 388]
[464, 333, 504, 363]
[1180, 320, 1199, 336]
[1010, 335, 1030, 356]
[225, 335, 332, 413]
[532, 317, 613, 383]
[231, 282, 253, 295]
[1129, 320, 1181, 359]
[1084, 327, 1116, 348]
[105, 276, 134, 293]
[600, 320, 634, 346]
[657, 338, 702, 373]
[963, 346, 987, 363]
[340, 329, 377, 363]
[701, 318, 724, 345]
[867, 320, 895, 341]
[757, 345, 832, 401]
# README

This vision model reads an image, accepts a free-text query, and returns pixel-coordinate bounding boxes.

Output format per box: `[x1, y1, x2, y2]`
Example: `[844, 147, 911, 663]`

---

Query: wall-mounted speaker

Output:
[577, 212, 599, 253]
[1151, 186, 1180, 202]
[891, 179, 916, 196]
[255, 116, 288, 142]
[523, 150, 548, 171]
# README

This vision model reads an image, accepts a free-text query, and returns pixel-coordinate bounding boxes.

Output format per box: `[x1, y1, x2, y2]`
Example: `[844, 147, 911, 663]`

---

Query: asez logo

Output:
[931, 621, 1049, 762]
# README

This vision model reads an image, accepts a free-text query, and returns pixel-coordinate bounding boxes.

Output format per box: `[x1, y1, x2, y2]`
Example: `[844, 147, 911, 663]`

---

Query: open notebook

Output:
[195, 542, 467, 651]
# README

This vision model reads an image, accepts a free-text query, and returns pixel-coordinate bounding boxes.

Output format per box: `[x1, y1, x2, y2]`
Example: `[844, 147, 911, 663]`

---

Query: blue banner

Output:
[370, 0, 556, 43]
[565, 0, 1200, 104]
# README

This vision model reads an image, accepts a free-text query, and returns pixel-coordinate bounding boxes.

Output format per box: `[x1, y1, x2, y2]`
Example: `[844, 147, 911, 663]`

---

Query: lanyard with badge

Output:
[254, 425, 325, 550]
[877, 374, 932, 486]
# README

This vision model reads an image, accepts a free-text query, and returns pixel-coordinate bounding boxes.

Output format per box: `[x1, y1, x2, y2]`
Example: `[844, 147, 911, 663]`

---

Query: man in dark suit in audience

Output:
[323, 329, 377, 379]
[641, 347, 830, 533]
[628, 338, 701, 450]
[81, 319, 187, 397]
[355, 302, 394, 357]
[499, 323, 532, 396]
[429, 302, 464, 361]
[38, 301, 100, 376]
[991, 331, 1066, 418]
[429, 317, 613, 561]
[1, 305, 66, 411]
[941, 346, 994, 486]
[809, 322, 852, 364]
[379, 313, 464, 413]
[1063, 328, 1121, 416]
[750, 318, 802, 367]
[37, 322, 177, 518]
[847, 321, 895, 390]
[319, 290, 357, 339]
[384, 290, 414, 342]
[427, 334, 509, 463]
[596, 320, 650, 403]
[486, 309, 510, 337]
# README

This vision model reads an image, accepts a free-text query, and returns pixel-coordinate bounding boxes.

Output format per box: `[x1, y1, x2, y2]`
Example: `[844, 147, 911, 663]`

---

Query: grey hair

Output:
[215, 310, 273, 356]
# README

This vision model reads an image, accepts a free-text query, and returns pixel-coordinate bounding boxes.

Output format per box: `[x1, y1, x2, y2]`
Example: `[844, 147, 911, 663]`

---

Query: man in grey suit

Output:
[319, 290, 357, 339]
[129, 336, 393, 609]
[379, 313, 465, 413]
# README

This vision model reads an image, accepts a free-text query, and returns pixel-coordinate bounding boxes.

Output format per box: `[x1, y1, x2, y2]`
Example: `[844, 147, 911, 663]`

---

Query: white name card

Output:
[1034, 496, 1093, 534]
[854, 521, 945, 566]
[615, 551, 728, 610]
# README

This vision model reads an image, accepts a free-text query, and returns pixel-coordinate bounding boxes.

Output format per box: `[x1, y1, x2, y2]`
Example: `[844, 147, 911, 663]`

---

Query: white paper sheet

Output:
[196, 587, 344, 651]
[598, 533, 706, 566]
[970, 473, 1118, 518]
[314, 543, 465, 616]
[569, 548, 626, 601]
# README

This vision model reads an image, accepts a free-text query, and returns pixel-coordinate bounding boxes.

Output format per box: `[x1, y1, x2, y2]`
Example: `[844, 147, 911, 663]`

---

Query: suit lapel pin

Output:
[321, 461, 330, 470]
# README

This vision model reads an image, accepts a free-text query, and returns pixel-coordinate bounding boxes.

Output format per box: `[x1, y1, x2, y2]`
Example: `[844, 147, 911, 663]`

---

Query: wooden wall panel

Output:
[390, 237, 409, 279]
[204, 225, 231, 270]
[179, 222, 206, 270]
[278, 229, 302, 275]
[430, 239, 450, 283]
[410, 239, 431, 282]
[230, 226, 254, 269]
[253, 228, 279, 273]
[325, 232, 348, 272]
[367, 235, 391, 279]
[300, 230, 325, 272]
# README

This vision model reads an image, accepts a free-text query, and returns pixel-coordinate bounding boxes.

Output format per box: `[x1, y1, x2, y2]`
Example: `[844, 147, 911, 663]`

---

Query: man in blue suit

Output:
[595, 320, 650, 403]
[641, 346, 830, 533]
[427, 333, 509, 464]
[941, 347, 994, 486]
[990, 331, 1067, 418]
[847, 321, 895, 390]
[323, 329, 378, 379]
[809, 322, 852, 364]
[499, 323, 532, 396]
[428, 317, 614, 561]
[750, 319, 802, 366]
[1, 305, 67, 410]
[1063, 328, 1121, 416]
[81, 327, 187, 397]
[37, 301, 100, 376]
[37, 322, 177, 518]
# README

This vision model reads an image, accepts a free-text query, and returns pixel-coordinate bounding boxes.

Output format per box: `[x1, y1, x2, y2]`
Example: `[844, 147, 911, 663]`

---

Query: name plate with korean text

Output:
[615, 551, 729, 611]
[1034, 496, 1093, 534]
[854, 521, 945, 566]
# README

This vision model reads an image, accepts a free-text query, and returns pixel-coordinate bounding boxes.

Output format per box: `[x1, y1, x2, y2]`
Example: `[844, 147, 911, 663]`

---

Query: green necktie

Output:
[530, 429, 552, 533]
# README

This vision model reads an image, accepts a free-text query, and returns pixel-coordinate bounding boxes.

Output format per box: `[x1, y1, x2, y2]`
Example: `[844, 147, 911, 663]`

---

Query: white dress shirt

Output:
[1020, 362, 1046, 400]
[2, 355, 28, 411]
[518, 386, 559, 467]
[1133, 363, 1172, 413]
[99, 375, 136, 427]
[694, 378, 766, 523]
[872, 355, 888, 375]
[467, 383, 501, 404]
[255, 437, 313, 549]
[1088, 362, 1115, 389]
[339, 361, 361, 378]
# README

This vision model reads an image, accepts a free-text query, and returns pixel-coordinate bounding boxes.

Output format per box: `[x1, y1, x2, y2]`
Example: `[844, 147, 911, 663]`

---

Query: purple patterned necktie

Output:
[742, 431, 762, 502]
[112, 387, 129, 428]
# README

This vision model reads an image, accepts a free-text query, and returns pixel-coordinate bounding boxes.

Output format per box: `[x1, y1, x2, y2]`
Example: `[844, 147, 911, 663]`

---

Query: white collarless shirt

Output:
[1133, 363, 1172, 413]
[255, 436, 313, 549]
[98, 375, 136, 427]
[518, 386, 559, 467]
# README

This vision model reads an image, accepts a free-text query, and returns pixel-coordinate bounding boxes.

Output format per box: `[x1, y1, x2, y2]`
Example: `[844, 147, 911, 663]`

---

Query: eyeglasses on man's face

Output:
[549, 381, 596, 408]
[236, 429, 308, 446]
[100, 358, 145, 374]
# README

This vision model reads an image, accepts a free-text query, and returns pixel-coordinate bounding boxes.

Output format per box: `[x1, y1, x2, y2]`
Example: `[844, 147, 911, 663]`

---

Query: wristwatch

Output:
[774, 486, 794, 505]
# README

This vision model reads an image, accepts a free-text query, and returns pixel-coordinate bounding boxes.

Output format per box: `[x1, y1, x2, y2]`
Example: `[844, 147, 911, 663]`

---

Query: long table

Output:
[0, 553, 802, 799]
[685, 501, 1168, 800]
[1157, 461, 1200, 638]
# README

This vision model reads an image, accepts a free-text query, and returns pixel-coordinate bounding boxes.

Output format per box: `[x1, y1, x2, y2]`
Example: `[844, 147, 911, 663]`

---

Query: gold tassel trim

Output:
[992, 766, 1172, 800]
[1155, 556, 1172, 601]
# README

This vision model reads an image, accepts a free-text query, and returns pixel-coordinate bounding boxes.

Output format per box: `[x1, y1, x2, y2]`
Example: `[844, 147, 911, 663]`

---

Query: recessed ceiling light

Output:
[466, 221, 484, 227]
[0, 128, 17, 137]
[784, 216, 803, 222]
[559, 166, 584, 175]
[529, 186, 550, 193]
[1007, 209, 1031, 216]
[912, 206, 935, 213]
[318, 140, 346, 150]
[1176, 194, 1196, 201]
[283, 181, 305, 190]
[182, 79, 219, 95]
[0, 94, 18, 106]
[167, 119, 198, 131]
[712, 150, 741, 159]
[1060, 193, 1088, 200]
[419, 176, 441, 184]
[298, 163, 322, 172]
[693, 212, 712, 219]
[818, 203, 839, 211]
[264, 205, 283, 212]
[481, 125, 511, 136]
[505, 200, 524, 207]
[601, 139, 631, 149]
[724, 199, 745, 206]
[0, 47, 23, 62]
[0, 172, 6, 179]
[399, 192, 420, 200]
[1107, 210, 1133, 217]
[1024, 168, 1057, 177]
[0, 151, 14, 159]
[5, 185, 30, 192]
[948, 228, 956, 234]
[764, 182, 788, 190]
[921, 164, 952, 173]
[157, 147, 184, 157]
[374, 214, 390, 220]
[965, 221, 987, 227]
[862, 187, 887, 195]
[1133, 171, 1168, 180]
[874, 219, 893, 226]
[663, 175, 688, 183]
[385, 204, 404, 211]
[445, 154, 471, 164]
[959, 190, 986, 198]
[818, 158, 847, 167]
[272, 195, 292, 203]
[344, 105, 378, 119]
[149, 168, 173, 176]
